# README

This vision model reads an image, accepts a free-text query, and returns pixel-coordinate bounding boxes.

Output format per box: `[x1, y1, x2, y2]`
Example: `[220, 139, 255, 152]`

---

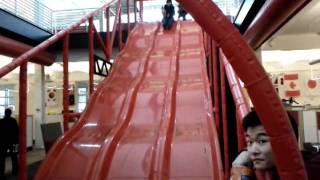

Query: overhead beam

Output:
[0, 35, 54, 66]
[243, 0, 311, 50]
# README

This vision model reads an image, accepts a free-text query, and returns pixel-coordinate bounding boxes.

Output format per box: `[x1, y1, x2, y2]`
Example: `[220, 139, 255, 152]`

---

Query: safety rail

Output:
[52, 8, 101, 33]
[204, 31, 273, 180]
[0, 0, 142, 34]
[0, 0, 53, 32]
[195, 0, 307, 179]
[0, 0, 141, 179]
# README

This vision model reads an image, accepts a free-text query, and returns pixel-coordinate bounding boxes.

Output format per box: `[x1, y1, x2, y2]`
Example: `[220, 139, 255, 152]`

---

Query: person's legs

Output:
[167, 18, 174, 30]
[162, 18, 168, 30]
[0, 146, 7, 179]
[9, 145, 18, 175]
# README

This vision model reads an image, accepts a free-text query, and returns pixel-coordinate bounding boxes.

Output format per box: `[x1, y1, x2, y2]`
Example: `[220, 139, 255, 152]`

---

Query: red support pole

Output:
[134, 0, 137, 23]
[106, 7, 110, 59]
[63, 34, 70, 132]
[89, 17, 94, 95]
[93, 27, 108, 60]
[212, 41, 220, 136]
[118, 6, 122, 51]
[139, 0, 143, 22]
[19, 62, 27, 180]
[208, 36, 213, 90]
[203, 32, 208, 56]
[127, 0, 130, 33]
[220, 49, 229, 180]
[108, 0, 121, 58]
[221, 53, 248, 150]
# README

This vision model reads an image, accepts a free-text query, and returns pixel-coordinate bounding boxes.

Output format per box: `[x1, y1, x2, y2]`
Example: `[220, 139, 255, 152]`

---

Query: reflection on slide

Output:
[35, 21, 223, 180]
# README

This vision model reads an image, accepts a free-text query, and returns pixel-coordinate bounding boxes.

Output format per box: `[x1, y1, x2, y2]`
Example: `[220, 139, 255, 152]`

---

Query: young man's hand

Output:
[232, 150, 252, 167]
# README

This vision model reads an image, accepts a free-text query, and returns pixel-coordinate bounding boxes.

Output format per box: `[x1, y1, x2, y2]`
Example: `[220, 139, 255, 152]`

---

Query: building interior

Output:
[0, 0, 319, 179]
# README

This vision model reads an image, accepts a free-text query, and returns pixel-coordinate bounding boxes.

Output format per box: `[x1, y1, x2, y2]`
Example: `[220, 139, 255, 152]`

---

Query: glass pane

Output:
[0, 106, 4, 116]
[0, 98, 5, 105]
[79, 95, 86, 103]
[78, 103, 86, 112]
[78, 88, 87, 95]
[8, 97, 15, 106]
[7, 89, 15, 97]
[0, 91, 5, 97]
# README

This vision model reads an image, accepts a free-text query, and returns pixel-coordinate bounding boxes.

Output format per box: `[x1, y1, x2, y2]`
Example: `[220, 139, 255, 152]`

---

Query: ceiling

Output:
[280, 0, 320, 35]
[262, 0, 320, 50]
[261, 1, 320, 71]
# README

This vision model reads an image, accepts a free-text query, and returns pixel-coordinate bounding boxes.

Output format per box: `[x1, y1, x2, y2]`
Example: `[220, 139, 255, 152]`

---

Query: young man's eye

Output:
[258, 140, 268, 144]
[246, 140, 253, 146]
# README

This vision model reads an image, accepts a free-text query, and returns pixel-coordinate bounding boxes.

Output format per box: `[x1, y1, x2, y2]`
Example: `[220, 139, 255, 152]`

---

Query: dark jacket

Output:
[164, 4, 175, 19]
[0, 116, 19, 145]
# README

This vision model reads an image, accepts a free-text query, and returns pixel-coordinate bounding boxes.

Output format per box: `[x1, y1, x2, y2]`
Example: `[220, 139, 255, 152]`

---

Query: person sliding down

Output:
[162, 0, 175, 30]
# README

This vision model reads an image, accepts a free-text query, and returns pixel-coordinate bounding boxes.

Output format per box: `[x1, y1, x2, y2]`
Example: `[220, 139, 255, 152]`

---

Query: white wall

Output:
[263, 54, 320, 106]
[302, 111, 319, 143]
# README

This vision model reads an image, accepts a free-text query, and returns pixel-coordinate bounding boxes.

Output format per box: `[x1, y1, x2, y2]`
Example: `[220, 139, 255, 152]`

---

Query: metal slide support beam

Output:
[134, 0, 137, 23]
[63, 34, 70, 132]
[108, 0, 122, 57]
[93, 26, 108, 60]
[118, 6, 122, 50]
[127, 0, 131, 33]
[220, 50, 229, 180]
[177, 0, 307, 179]
[19, 62, 27, 180]
[139, 0, 143, 22]
[207, 36, 213, 90]
[89, 17, 94, 95]
[106, 7, 110, 59]
[212, 40, 220, 136]
[221, 54, 249, 150]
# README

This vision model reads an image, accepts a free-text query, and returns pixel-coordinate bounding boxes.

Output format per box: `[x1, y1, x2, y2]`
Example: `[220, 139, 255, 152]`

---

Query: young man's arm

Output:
[231, 150, 254, 180]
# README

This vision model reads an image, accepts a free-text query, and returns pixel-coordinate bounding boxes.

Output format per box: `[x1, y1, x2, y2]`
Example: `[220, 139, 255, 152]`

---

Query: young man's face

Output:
[246, 125, 274, 170]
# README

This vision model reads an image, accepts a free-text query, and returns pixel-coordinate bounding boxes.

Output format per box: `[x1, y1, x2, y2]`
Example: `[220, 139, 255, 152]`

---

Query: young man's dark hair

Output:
[242, 109, 298, 139]
[4, 108, 12, 117]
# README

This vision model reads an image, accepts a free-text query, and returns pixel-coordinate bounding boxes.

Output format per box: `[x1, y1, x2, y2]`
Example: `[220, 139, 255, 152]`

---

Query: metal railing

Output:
[1, 0, 243, 34]
[0, 0, 138, 33]
[52, 8, 102, 33]
[0, 0, 53, 31]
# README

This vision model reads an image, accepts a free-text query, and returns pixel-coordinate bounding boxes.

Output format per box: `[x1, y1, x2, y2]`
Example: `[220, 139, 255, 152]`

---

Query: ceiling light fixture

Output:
[309, 59, 320, 65]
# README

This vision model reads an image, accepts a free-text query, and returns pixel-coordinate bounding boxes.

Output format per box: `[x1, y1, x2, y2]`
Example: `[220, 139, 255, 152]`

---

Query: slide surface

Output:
[36, 21, 223, 180]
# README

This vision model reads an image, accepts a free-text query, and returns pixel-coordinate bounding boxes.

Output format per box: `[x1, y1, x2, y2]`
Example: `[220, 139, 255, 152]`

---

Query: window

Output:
[76, 82, 88, 112]
[0, 85, 15, 117]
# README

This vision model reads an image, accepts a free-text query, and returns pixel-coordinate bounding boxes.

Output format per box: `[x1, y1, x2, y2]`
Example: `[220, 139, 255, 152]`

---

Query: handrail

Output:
[0, 0, 118, 78]
[221, 51, 249, 150]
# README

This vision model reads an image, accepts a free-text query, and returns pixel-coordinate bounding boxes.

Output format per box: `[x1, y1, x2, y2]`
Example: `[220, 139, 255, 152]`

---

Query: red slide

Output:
[35, 21, 223, 180]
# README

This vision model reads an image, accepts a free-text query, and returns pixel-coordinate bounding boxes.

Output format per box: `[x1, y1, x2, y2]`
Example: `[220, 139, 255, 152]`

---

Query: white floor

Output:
[5, 148, 45, 175]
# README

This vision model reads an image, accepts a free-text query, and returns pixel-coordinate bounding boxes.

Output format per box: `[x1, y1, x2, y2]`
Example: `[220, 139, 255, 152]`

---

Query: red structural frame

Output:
[18, 63, 27, 180]
[0, 0, 310, 179]
[0, 0, 133, 179]
[0, 36, 54, 66]
[178, 0, 307, 179]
